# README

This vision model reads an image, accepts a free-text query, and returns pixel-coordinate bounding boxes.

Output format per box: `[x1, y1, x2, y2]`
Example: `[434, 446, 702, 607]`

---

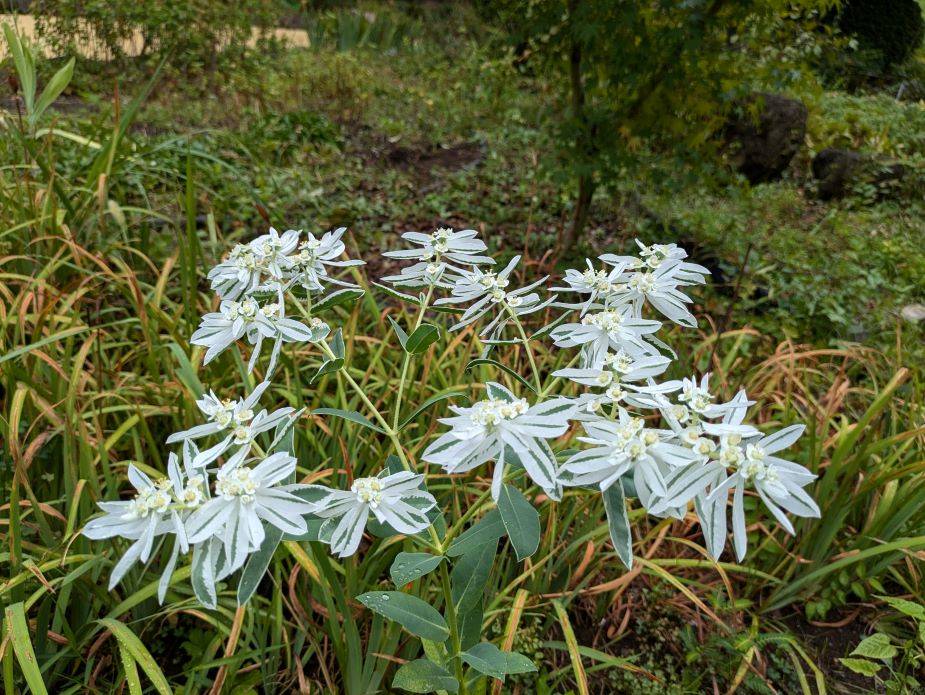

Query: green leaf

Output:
[851, 633, 898, 660]
[838, 657, 882, 677]
[451, 543, 496, 612]
[460, 643, 536, 681]
[392, 659, 459, 693]
[374, 282, 421, 305]
[357, 591, 450, 642]
[312, 407, 384, 433]
[497, 485, 540, 561]
[312, 357, 344, 382]
[405, 323, 440, 354]
[602, 481, 633, 569]
[98, 618, 172, 695]
[447, 509, 506, 557]
[191, 542, 217, 609]
[466, 358, 536, 393]
[399, 391, 469, 430]
[32, 57, 74, 127]
[388, 315, 409, 349]
[458, 601, 484, 651]
[237, 524, 283, 605]
[313, 288, 365, 313]
[390, 552, 444, 587]
[2, 24, 35, 112]
[876, 595, 925, 621]
[331, 328, 346, 358]
[4, 602, 48, 695]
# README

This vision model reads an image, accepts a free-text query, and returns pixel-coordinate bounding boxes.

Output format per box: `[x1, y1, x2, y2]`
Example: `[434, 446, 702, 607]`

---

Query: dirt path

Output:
[0, 14, 309, 60]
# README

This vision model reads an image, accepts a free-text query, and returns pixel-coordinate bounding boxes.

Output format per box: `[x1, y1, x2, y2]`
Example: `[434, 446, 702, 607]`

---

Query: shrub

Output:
[838, 0, 925, 68]
[33, 0, 283, 70]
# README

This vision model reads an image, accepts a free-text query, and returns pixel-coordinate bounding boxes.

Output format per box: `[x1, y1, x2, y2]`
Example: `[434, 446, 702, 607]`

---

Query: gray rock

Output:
[725, 93, 808, 184]
[812, 147, 906, 199]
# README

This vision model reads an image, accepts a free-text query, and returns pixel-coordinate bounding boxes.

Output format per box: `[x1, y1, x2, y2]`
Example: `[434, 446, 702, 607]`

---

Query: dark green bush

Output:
[838, 0, 925, 68]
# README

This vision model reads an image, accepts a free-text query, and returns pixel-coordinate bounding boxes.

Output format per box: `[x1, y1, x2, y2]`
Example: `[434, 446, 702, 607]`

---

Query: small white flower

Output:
[185, 452, 315, 575]
[422, 382, 573, 500]
[552, 259, 629, 315]
[82, 456, 202, 594]
[191, 296, 313, 372]
[249, 227, 301, 280]
[435, 256, 557, 336]
[596, 240, 709, 326]
[307, 470, 437, 558]
[559, 410, 698, 500]
[550, 305, 663, 369]
[382, 228, 494, 288]
[289, 227, 364, 292]
[165, 381, 295, 469]
[207, 243, 266, 300]
[706, 424, 820, 561]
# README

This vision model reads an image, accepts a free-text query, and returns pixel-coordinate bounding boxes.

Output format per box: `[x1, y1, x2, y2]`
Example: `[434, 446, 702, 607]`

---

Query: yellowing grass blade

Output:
[4, 602, 48, 695]
[98, 618, 171, 695]
[551, 599, 589, 695]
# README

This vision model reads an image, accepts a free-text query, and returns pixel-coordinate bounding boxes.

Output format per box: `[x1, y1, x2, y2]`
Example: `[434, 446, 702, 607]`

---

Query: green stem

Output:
[506, 305, 542, 394]
[439, 562, 467, 694]
[317, 340, 444, 550]
[392, 284, 434, 431]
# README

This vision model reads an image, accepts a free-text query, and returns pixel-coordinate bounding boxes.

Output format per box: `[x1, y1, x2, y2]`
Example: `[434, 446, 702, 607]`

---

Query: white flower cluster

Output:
[84, 226, 436, 604]
[85, 224, 819, 609]
[193, 227, 363, 374]
[393, 231, 819, 562]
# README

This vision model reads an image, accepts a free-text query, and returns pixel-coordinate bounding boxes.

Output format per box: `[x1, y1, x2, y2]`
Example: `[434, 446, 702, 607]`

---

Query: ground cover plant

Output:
[2, 2, 925, 692]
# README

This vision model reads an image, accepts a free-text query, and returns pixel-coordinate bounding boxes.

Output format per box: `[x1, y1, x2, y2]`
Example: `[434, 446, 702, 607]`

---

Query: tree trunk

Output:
[559, 0, 594, 252]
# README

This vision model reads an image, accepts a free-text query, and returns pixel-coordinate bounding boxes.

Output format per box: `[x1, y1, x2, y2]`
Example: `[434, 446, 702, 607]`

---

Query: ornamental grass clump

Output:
[83, 225, 820, 691]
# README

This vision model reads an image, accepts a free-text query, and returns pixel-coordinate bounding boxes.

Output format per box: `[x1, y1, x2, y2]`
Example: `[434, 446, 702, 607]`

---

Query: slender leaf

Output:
[602, 481, 633, 569]
[98, 618, 172, 695]
[4, 602, 48, 695]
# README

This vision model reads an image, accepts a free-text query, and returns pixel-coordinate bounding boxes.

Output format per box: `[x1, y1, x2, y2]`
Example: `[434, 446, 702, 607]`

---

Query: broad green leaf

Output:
[374, 282, 421, 305]
[876, 595, 925, 620]
[838, 657, 882, 677]
[451, 543, 496, 612]
[602, 481, 633, 569]
[460, 643, 536, 681]
[32, 57, 75, 127]
[466, 358, 536, 393]
[405, 323, 440, 354]
[851, 633, 897, 660]
[392, 659, 459, 693]
[497, 485, 540, 561]
[458, 601, 484, 650]
[399, 391, 469, 431]
[447, 509, 506, 557]
[312, 407, 384, 433]
[331, 328, 345, 358]
[98, 618, 172, 695]
[313, 288, 365, 312]
[4, 602, 48, 695]
[388, 315, 409, 349]
[237, 524, 283, 605]
[357, 591, 449, 642]
[390, 552, 444, 587]
[312, 357, 344, 382]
